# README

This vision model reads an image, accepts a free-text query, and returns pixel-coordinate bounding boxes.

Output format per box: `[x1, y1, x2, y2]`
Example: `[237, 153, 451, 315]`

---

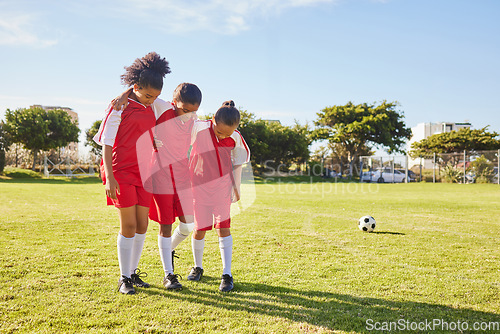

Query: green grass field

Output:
[1, 174, 499, 333]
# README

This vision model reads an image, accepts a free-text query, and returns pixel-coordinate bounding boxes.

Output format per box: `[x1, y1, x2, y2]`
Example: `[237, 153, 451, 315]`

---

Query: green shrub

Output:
[3, 167, 42, 179]
[440, 164, 462, 183]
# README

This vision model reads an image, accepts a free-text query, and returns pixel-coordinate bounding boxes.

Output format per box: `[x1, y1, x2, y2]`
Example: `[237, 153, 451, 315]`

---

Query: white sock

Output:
[192, 237, 205, 269]
[219, 235, 233, 276]
[129, 233, 147, 277]
[171, 226, 189, 250]
[158, 235, 173, 275]
[117, 234, 134, 278]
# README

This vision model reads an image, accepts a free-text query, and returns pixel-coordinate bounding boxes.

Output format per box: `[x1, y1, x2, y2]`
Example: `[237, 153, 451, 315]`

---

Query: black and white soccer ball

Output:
[358, 215, 376, 232]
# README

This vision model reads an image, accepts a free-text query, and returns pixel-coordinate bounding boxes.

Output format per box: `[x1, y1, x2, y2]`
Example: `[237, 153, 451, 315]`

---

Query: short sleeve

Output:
[231, 130, 250, 165]
[93, 105, 122, 147]
[152, 98, 173, 119]
[190, 120, 210, 146]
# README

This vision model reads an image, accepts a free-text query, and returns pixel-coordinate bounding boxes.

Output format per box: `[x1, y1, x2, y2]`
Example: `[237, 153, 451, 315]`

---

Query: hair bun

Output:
[222, 100, 235, 108]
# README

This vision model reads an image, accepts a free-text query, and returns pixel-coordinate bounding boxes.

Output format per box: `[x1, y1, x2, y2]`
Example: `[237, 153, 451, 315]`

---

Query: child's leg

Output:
[158, 224, 174, 275]
[192, 229, 207, 269]
[117, 206, 138, 278]
[217, 228, 232, 276]
[171, 189, 194, 250]
[171, 216, 194, 250]
[129, 205, 149, 276]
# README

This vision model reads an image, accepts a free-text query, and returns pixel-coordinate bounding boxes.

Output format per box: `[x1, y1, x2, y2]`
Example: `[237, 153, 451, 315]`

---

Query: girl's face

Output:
[132, 84, 161, 106]
[173, 100, 199, 122]
[212, 118, 238, 140]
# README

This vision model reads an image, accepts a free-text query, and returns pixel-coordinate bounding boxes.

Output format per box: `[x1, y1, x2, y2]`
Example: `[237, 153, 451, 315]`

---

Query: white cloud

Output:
[117, 0, 338, 34]
[0, 14, 57, 47]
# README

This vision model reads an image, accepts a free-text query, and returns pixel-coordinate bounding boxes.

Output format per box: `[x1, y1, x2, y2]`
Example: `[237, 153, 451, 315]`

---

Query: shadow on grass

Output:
[252, 175, 358, 184]
[371, 231, 406, 235]
[140, 280, 499, 333]
[0, 176, 102, 185]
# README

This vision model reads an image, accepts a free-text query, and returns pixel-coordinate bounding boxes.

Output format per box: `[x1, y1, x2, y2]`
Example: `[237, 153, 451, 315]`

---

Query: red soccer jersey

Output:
[94, 99, 156, 187]
[149, 100, 195, 194]
[189, 120, 250, 205]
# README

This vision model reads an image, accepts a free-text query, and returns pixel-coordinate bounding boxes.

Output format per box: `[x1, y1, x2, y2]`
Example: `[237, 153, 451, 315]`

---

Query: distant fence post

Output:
[433, 153, 436, 183]
[66, 156, 71, 177]
[463, 150, 466, 184]
[405, 154, 409, 183]
[43, 155, 49, 177]
[419, 156, 423, 182]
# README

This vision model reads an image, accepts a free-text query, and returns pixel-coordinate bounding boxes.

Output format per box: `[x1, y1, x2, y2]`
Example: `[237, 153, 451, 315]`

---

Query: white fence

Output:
[360, 150, 500, 184]
[43, 156, 96, 178]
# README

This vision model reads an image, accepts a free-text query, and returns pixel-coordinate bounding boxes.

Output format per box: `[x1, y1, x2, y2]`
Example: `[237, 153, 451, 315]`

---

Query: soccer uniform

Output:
[189, 120, 250, 231]
[147, 98, 195, 225]
[93, 98, 156, 208]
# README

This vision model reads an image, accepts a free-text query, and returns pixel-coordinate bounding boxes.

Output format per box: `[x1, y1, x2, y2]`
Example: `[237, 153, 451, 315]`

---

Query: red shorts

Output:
[149, 193, 194, 225]
[106, 183, 152, 208]
[193, 201, 231, 231]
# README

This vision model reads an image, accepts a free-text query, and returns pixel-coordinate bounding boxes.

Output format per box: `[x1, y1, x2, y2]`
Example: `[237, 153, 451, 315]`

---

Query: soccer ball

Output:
[358, 215, 376, 232]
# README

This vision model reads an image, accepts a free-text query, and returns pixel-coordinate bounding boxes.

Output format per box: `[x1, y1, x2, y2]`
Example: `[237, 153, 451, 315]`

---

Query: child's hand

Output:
[231, 186, 241, 203]
[111, 91, 130, 111]
[154, 137, 164, 149]
[105, 177, 120, 199]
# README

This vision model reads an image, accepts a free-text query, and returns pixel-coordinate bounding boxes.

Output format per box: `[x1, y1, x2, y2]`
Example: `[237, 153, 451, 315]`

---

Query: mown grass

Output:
[0, 176, 499, 333]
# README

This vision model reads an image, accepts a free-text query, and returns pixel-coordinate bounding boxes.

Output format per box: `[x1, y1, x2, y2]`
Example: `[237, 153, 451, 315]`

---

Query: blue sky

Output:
[1, 0, 499, 156]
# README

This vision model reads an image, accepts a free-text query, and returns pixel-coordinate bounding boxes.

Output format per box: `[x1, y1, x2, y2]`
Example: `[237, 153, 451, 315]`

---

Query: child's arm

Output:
[231, 164, 243, 203]
[103, 145, 120, 199]
[111, 87, 133, 111]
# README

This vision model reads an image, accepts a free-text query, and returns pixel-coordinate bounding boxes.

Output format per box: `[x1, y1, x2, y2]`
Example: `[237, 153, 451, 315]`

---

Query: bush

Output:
[471, 155, 494, 183]
[441, 164, 462, 183]
[3, 167, 42, 179]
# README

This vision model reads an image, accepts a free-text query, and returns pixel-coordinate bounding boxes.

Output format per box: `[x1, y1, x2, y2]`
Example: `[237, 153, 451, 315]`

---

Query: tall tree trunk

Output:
[32, 149, 38, 171]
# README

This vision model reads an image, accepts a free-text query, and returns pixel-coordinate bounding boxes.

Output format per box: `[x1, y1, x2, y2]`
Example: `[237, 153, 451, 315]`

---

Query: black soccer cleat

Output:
[163, 274, 182, 290]
[187, 267, 204, 281]
[219, 274, 233, 292]
[131, 268, 150, 288]
[118, 276, 136, 295]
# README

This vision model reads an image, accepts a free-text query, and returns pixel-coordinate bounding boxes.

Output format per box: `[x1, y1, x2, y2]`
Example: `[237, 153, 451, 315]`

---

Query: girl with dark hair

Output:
[93, 52, 170, 294]
[112, 82, 202, 290]
[187, 100, 250, 292]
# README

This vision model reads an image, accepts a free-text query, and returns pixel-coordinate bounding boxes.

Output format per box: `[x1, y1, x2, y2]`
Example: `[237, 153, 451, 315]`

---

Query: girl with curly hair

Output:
[94, 52, 170, 294]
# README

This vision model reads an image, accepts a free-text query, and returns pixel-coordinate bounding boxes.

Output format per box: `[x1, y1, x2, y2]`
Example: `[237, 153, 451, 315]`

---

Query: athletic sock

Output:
[192, 237, 205, 269]
[219, 235, 233, 276]
[171, 225, 189, 250]
[158, 235, 173, 275]
[129, 233, 147, 277]
[117, 234, 134, 278]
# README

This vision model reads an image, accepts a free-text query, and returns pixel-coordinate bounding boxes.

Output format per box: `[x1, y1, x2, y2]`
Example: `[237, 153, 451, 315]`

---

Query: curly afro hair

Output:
[215, 100, 240, 127]
[121, 52, 171, 90]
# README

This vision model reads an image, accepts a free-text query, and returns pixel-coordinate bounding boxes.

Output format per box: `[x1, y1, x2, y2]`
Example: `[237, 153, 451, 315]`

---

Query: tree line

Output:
[2, 103, 500, 175]
[1, 107, 80, 172]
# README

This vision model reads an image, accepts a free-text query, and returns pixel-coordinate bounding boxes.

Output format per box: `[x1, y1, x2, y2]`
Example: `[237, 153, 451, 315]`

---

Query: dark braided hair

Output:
[173, 83, 202, 105]
[121, 52, 171, 90]
[214, 100, 240, 127]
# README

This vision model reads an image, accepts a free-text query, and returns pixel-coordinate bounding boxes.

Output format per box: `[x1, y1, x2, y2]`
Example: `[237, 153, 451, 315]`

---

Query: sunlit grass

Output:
[1, 178, 499, 333]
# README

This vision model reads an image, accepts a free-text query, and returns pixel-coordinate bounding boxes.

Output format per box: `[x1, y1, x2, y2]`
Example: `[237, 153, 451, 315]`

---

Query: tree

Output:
[0, 121, 12, 173]
[410, 127, 500, 156]
[85, 120, 103, 157]
[313, 101, 411, 176]
[4, 106, 80, 170]
[237, 109, 311, 172]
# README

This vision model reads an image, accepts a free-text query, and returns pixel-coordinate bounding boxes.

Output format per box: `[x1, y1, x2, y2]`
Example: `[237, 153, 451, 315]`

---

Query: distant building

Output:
[408, 122, 471, 168]
[31, 105, 79, 159]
